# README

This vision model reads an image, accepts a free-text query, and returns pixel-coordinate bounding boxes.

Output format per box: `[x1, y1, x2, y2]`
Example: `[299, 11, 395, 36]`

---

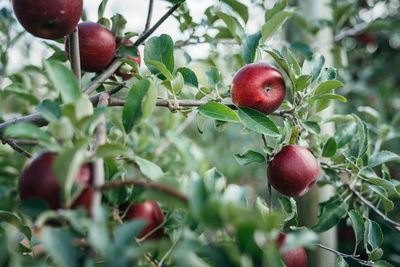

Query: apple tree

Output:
[0, 0, 399, 266]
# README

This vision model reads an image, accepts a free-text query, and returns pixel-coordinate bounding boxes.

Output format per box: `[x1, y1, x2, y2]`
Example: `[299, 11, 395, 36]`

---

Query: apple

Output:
[19, 152, 93, 210]
[114, 39, 141, 80]
[123, 200, 165, 240]
[267, 145, 319, 197]
[277, 233, 308, 267]
[231, 63, 286, 115]
[12, 0, 82, 40]
[65, 22, 116, 72]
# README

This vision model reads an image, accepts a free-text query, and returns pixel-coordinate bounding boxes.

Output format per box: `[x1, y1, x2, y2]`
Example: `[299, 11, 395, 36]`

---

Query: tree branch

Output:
[83, 3, 182, 95]
[317, 243, 374, 266]
[100, 179, 188, 205]
[0, 136, 32, 158]
[68, 27, 81, 86]
[145, 0, 154, 32]
[348, 186, 400, 232]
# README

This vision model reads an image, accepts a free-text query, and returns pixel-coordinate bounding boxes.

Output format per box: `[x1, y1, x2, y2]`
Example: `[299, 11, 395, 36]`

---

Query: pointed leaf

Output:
[198, 102, 240, 123]
[238, 107, 280, 137]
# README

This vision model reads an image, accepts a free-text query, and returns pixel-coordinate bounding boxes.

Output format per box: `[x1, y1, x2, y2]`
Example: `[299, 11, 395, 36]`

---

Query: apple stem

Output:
[68, 27, 81, 87]
[144, 0, 154, 32]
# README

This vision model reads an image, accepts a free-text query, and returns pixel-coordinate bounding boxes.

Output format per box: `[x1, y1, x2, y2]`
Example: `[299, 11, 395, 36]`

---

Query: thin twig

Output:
[68, 27, 81, 86]
[261, 134, 272, 211]
[100, 179, 188, 205]
[145, 0, 154, 31]
[348, 186, 400, 232]
[317, 244, 374, 266]
[83, 3, 182, 95]
[0, 136, 32, 158]
[320, 162, 352, 175]
[90, 93, 109, 218]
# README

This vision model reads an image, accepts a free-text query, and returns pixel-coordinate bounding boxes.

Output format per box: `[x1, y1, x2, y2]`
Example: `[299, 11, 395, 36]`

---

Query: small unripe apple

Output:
[124, 200, 165, 240]
[277, 233, 308, 267]
[114, 39, 141, 80]
[267, 145, 319, 197]
[12, 0, 82, 40]
[19, 152, 93, 210]
[65, 22, 116, 72]
[231, 63, 286, 115]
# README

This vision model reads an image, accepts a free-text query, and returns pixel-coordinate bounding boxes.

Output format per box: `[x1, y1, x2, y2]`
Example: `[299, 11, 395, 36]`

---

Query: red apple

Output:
[356, 32, 377, 46]
[114, 39, 141, 80]
[124, 200, 165, 240]
[267, 145, 319, 197]
[231, 63, 286, 115]
[277, 233, 308, 267]
[65, 22, 116, 72]
[19, 152, 93, 210]
[12, 0, 82, 40]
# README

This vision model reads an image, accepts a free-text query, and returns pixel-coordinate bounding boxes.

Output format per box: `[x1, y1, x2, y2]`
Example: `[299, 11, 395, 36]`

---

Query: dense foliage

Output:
[0, 0, 399, 266]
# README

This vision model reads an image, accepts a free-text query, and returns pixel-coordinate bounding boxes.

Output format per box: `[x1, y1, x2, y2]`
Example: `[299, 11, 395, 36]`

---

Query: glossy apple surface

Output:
[114, 39, 141, 80]
[267, 145, 319, 197]
[231, 63, 286, 115]
[124, 200, 165, 240]
[277, 233, 308, 267]
[65, 22, 116, 72]
[19, 152, 92, 210]
[12, 0, 82, 40]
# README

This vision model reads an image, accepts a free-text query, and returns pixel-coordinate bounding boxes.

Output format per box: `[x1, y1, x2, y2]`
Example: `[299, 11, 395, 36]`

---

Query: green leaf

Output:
[278, 196, 298, 230]
[240, 31, 262, 64]
[353, 115, 369, 158]
[2, 84, 40, 105]
[144, 34, 174, 76]
[238, 107, 280, 137]
[141, 80, 157, 120]
[282, 230, 318, 251]
[177, 67, 199, 88]
[265, 0, 287, 21]
[221, 0, 249, 23]
[364, 219, 383, 252]
[261, 11, 292, 43]
[300, 120, 320, 135]
[122, 79, 150, 133]
[0, 211, 31, 240]
[310, 93, 347, 103]
[145, 60, 173, 81]
[97, 0, 109, 19]
[4, 122, 52, 144]
[215, 11, 245, 43]
[373, 261, 394, 267]
[198, 102, 240, 123]
[336, 256, 349, 267]
[319, 67, 337, 83]
[348, 209, 365, 253]
[312, 195, 348, 232]
[96, 143, 133, 158]
[314, 80, 344, 95]
[264, 49, 293, 83]
[135, 156, 164, 181]
[172, 72, 185, 94]
[114, 220, 146, 249]
[42, 229, 77, 267]
[302, 53, 325, 82]
[368, 185, 394, 212]
[365, 177, 400, 198]
[206, 67, 220, 86]
[36, 99, 62, 123]
[335, 122, 358, 148]
[44, 60, 80, 104]
[111, 13, 127, 38]
[287, 49, 301, 75]
[322, 137, 337, 157]
[295, 74, 312, 91]
[234, 150, 265, 165]
[369, 151, 400, 168]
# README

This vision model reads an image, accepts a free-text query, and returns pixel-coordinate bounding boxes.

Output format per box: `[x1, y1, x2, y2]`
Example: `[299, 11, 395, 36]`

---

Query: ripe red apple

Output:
[19, 152, 93, 210]
[231, 63, 286, 115]
[123, 200, 165, 240]
[267, 145, 319, 197]
[12, 0, 82, 40]
[65, 22, 116, 72]
[277, 233, 308, 267]
[114, 39, 141, 80]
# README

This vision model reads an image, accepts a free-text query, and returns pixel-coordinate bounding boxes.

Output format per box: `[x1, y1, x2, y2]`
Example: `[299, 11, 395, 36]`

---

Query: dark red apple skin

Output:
[124, 201, 165, 240]
[65, 22, 116, 72]
[267, 145, 319, 197]
[277, 233, 308, 267]
[114, 39, 141, 80]
[19, 152, 93, 210]
[12, 0, 82, 40]
[231, 63, 286, 115]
